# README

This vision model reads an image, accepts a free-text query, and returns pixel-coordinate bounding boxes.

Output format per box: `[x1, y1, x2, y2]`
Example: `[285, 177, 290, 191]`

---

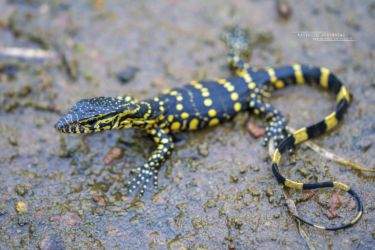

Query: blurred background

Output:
[0, 0, 374, 249]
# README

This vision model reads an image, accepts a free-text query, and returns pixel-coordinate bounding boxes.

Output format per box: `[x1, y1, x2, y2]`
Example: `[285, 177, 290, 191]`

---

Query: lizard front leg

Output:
[126, 127, 174, 196]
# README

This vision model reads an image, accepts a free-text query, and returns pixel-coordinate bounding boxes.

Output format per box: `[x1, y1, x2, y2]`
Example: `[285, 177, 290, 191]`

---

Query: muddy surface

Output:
[0, 0, 374, 249]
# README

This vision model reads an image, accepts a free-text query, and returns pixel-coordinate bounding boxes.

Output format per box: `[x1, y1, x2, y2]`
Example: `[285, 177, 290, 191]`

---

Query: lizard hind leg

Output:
[227, 52, 249, 71]
[264, 108, 289, 147]
[222, 25, 251, 61]
[249, 95, 289, 147]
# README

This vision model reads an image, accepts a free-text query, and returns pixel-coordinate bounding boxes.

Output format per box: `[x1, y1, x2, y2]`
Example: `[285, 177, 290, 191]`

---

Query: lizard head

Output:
[55, 96, 151, 134]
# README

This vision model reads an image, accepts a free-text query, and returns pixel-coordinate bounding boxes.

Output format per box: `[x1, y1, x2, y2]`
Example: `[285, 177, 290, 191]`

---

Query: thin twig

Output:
[283, 189, 316, 250]
[269, 140, 316, 250]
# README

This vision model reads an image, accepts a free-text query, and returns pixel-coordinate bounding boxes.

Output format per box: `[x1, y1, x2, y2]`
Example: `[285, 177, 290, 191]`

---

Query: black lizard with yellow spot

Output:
[56, 47, 366, 231]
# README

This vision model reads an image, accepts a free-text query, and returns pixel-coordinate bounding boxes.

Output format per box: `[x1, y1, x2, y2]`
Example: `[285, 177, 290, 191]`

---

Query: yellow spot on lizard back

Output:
[208, 109, 216, 117]
[171, 121, 181, 131]
[204, 99, 213, 107]
[176, 104, 183, 110]
[234, 102, 241, 112]
[189, 118, 199, 130]
[181, 112, 189, 119]
[230, 92, 239, 101]
[209, 118, 219, 126]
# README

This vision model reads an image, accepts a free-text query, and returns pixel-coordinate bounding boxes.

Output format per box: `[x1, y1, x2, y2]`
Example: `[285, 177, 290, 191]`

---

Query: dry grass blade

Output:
[287, 126, 375, 173]
[304, 140, 375, 172]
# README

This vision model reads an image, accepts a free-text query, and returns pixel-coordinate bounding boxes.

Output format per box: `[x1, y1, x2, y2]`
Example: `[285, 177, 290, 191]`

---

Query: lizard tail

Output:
[271, 65, 363, 231]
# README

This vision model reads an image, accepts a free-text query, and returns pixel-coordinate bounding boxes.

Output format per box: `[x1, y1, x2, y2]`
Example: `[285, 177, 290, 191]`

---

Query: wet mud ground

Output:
[0, 0, 375, 249]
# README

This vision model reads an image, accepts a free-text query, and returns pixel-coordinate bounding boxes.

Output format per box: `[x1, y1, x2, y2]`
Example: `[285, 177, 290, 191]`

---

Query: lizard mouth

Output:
[54, 120, 87, 134]
[54, 120, 67, 133]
